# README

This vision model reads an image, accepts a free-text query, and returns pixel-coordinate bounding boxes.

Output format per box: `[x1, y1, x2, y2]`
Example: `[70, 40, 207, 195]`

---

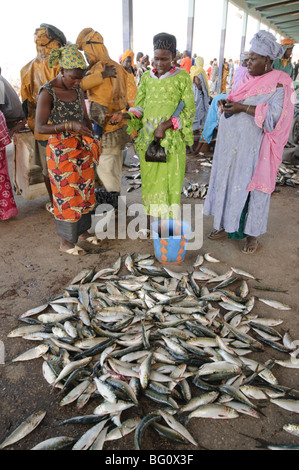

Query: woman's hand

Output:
[71, 121, 93, 137]
[154, 119, 173, 141]
[222, 99, 243, 115]
[102, 64, 117, 79]
[107, 113, 124, 125]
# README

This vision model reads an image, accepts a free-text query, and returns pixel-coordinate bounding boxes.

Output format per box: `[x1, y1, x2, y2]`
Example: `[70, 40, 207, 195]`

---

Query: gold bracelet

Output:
[64, 122, 68, 132]
[54, 125, 58, 133]
[246, 105, 251, 113]
[69, 121, 73, 131]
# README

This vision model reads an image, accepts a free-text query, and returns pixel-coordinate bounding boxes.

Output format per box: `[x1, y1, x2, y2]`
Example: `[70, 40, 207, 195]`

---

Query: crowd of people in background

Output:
[0, 25, 297, 256]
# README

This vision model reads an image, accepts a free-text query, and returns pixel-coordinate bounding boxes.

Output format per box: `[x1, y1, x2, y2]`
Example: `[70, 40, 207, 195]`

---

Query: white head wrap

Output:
[249, 30, 284, 60]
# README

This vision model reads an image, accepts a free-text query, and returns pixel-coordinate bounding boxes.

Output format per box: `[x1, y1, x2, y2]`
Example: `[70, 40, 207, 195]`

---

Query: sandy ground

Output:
[0, 141, 299, 453]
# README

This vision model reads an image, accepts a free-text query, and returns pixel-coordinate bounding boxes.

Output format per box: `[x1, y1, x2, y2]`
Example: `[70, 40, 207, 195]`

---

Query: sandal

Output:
[45, 202, 55, 216]
[59, 245, 86, 256]
[208, 229, 226, 240]
[241, 237, 258, 254]
[79, 235, 101, 246]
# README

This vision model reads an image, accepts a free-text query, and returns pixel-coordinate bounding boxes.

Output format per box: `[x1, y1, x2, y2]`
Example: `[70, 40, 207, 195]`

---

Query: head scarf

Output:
[34, 26, 66, 58]
[122, 49, 135, 67]
[281, 38, 295, 51]
[240, 51, 249, 64]
[76, 28, 110, 65]
[233, 53, 249, 89]
[76, 28, 127, 112]
[49, 44, 87, 69]
[190, 56, 210, 93]
[39, 23, 66, 47]
[249, 30, 284, 60]
[153, 33, 176, 55]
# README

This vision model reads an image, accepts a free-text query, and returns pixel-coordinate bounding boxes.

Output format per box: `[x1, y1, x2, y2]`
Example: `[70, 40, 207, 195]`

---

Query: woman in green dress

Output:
[111, 33, 195, 219]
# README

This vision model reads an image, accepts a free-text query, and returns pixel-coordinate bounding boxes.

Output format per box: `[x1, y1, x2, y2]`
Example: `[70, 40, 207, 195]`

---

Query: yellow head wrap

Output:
[49, 44, 87, 69]
[190, 56, 210, 94]
[121, 49, 135, 67]
[34, 27, 63, 58]
[76, 28, 110, 65]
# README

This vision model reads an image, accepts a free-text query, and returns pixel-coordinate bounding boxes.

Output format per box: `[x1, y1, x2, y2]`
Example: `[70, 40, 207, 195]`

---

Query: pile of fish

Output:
[125, 170, 142, 193]
[182, 182, 209, 199]
[276, 162, 299, 187]
[125, 160, 141, 193]
[1, 253, 299, 450]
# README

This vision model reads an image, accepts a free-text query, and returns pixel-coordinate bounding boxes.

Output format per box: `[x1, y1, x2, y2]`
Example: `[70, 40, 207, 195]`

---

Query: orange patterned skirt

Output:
[47, 132, 101, 222]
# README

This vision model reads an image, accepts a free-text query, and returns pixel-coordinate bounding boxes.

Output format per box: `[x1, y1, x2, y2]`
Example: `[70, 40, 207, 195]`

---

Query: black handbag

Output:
[145, 140, 167, 163]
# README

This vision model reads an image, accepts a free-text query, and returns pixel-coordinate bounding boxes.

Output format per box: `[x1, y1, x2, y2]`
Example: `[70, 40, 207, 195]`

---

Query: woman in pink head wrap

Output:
[203, 31, 295, 254]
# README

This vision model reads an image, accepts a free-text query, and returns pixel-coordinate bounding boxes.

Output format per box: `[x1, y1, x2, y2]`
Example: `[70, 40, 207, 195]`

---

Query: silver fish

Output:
[31, 436, 76, 450]
[0, 410, 47, 449]
[159, 410, 197, 446]
[257, 298, 291, 310]
[72, 420, 109, 450]
[204, 253, 220, 263]
[188, 404, 239, 420]
[11, 344, 49, 363]
[283, 423, 299, 437]
[270, 399, 299, 414]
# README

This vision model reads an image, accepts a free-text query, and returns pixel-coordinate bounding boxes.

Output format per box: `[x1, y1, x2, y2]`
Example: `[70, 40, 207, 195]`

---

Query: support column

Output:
[217, 0, 228, 94]
[256, 20, 261, 32]
[122, 0, 133, 53]
[186, 0, 195, 57]
[240, 10, 248, 57]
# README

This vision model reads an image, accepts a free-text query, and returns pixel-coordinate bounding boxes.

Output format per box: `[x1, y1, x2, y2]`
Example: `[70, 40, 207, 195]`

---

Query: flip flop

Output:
[82, 235, 101, 246]
[59, 245, 86, 256]
[208, 229, 226, 240]
[45, 202, 55, 216]
[241, 237, 259, 254]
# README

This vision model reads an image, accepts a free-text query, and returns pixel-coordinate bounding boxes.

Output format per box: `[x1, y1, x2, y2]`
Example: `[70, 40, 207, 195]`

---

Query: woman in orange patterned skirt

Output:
[35, 44, 101, 255]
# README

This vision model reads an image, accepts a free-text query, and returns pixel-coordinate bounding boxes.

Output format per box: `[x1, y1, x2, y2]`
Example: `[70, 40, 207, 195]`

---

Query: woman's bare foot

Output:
[242, 236, 258, 254]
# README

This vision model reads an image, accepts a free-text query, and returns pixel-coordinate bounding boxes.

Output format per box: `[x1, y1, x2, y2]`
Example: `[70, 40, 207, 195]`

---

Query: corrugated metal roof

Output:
[231, 0, 299, 43]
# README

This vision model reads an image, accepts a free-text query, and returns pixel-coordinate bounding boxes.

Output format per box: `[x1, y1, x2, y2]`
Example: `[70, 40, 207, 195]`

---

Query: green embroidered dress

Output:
[127, 68, 195, 217]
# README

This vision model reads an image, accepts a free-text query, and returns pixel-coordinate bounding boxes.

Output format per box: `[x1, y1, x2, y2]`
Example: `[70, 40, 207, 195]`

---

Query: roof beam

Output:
[256, 1, 299, 11]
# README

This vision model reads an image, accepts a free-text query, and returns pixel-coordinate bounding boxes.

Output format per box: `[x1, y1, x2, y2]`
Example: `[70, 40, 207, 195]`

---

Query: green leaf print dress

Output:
[127, 68, 195, 218]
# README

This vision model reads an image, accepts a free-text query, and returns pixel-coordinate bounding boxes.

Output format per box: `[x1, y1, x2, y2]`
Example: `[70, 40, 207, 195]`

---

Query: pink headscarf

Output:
[227, 69, 295, 194]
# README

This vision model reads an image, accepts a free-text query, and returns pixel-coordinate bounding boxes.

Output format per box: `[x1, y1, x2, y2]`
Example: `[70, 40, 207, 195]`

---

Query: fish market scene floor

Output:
[0, 143, 299, 451]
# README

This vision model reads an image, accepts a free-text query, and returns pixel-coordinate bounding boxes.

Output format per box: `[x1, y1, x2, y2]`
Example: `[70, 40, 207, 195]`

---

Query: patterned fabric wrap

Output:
[46, 132, 100, 221]
[0, 111, 18, 220]
[49, 44, 87, 70]
[126, 71, 137, 108]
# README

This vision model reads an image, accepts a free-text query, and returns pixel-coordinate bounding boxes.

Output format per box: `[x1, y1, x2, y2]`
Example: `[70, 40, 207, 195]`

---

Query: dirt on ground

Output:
[0, 142, 298, 453]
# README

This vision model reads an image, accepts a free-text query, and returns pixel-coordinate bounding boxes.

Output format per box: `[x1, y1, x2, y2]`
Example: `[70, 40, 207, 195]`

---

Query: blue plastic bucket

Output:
[151, 219, 192, 264]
